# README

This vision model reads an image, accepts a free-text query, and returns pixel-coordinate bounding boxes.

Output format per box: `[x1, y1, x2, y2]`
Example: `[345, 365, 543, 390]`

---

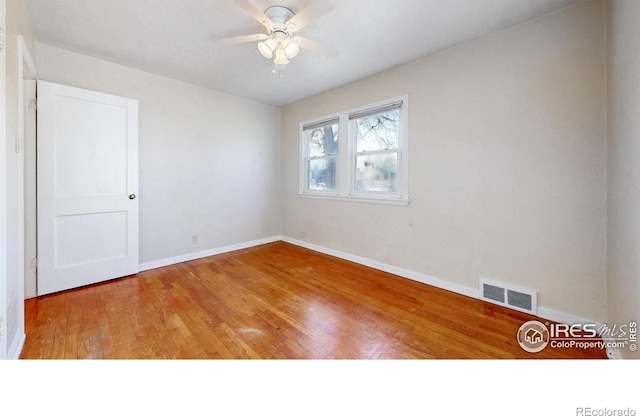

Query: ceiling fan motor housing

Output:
[264, 5, 296, 34]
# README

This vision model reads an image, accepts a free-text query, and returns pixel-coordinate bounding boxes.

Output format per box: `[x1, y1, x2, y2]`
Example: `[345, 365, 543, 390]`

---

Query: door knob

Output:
[129, 194, 136, 200]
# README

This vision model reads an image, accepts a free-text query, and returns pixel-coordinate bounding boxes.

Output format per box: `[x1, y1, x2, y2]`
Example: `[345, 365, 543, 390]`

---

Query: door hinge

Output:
[31, 257, 38, 269]
[15, 135, 21, 154]
[29, 98, 37, 111]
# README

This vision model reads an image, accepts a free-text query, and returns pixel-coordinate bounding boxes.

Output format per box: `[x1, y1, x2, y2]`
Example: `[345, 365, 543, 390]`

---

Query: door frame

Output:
[19, 35, 37, 299]
[0, 0, 7, 359]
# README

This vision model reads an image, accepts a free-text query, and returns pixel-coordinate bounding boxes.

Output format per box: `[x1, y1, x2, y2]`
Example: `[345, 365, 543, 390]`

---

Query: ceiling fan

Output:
[218, 0, 337, 74]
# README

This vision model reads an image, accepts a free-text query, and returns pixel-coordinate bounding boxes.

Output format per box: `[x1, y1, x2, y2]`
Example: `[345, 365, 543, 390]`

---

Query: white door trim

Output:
[18, 35, 37, 299]
[0, 0, 8, 359]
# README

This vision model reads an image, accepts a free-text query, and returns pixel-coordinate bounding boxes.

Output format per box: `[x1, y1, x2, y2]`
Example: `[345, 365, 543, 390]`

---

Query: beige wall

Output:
[607, 0, 640, 359]
[3, 0, 36, 356]
[281, 0, 607, 322]
[36, 44, 282, 265]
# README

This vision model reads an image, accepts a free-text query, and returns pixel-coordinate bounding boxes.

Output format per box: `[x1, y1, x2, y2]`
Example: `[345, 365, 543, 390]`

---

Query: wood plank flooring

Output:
[20, 242, 607, 359]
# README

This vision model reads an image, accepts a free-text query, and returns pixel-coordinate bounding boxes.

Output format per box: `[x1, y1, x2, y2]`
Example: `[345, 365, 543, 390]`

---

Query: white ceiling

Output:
[24, 0, 582, 107]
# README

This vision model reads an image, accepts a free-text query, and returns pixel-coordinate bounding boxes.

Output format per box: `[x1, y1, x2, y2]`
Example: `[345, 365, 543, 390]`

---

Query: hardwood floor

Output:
[20, 242, 607, 359]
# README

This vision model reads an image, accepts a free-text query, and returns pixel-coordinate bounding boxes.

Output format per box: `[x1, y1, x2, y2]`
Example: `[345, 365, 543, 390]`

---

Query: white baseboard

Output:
[281, 236, 479, 299]
[537, 306, 604, 327]
[8, 332, 26, 360]
[281, 236, 604, 330]
[138, 236, 281, 272]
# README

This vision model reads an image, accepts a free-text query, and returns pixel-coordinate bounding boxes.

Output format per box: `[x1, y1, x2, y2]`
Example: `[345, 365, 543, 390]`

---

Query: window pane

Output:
[355, 153, 397, 192]
[356, 109, 400, 152]
[308, 158, 337, 191]
[305, 123, 339, 157]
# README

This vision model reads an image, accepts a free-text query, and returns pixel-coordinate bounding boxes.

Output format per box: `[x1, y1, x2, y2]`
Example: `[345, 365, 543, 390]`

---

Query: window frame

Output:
[299, 95, 409, 206]
[299, 115, 341, 196]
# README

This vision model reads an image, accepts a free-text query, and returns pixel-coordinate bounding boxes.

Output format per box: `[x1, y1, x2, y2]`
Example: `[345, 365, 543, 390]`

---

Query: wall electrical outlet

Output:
[192, 235, 199, 244]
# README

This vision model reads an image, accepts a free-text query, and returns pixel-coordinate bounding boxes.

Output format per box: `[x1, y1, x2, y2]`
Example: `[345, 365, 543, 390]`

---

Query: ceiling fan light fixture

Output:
[258, 38, 276, 58]
[274, 48, 290, 65]
[283, 38, 299, 59]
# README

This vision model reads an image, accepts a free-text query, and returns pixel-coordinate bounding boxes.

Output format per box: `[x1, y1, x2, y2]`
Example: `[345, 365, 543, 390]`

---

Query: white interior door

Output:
[37, 80, 139, 296]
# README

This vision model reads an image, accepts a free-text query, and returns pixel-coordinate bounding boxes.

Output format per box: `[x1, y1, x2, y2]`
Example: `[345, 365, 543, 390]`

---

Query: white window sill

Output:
[298, 193, 410, 206]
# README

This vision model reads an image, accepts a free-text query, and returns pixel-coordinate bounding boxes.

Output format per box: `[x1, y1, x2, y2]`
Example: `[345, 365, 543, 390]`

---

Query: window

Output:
[300, 95, 409, 205]
[351, 102, 402, 195]
[302, 117, 339, 192]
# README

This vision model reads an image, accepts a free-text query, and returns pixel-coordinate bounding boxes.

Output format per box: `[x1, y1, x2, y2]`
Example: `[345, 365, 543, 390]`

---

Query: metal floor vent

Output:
[479, 278, 537, 314]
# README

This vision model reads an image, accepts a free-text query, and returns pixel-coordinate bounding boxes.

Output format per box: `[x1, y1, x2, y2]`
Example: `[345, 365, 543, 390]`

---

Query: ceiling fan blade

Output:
[217, 33, 268, 45]
[294, 36, 338, 59]
[232, 0, 273, 28]
[286, 0, 333, 32]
